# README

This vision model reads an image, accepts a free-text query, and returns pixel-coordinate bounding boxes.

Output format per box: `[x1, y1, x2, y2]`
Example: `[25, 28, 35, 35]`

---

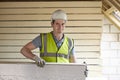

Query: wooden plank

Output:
[0, 46, 22, 52]
[65, 27, 102, 33]
[0, 52, 39, 59]
[0, 15, 51, 21]
[0, 34, 101, 39]
[74, 40, 100, 45]
[0, 52, 99, 59]
[0, 46, 40, 52]
[0, 40, 100, 46]
[76, 58, 101, 65]
[0, 2, 101, 8]
[0, 14, 103, 20]
[67, 21, 102, 26]
[75, 46, 100, 51]
[0, 53, 25, 58]
[88, 66, 102, 72]
[0, 40, 31, 46]
[88, 71, 102, 77]
[75, 52, 100, 58]
[0, 21, 102, 27]
[0, 59, 33, 62]
[0, 34, 37, 40]
[0, 8, 101, 15]
[0, 27, 102, 33]
[0, 46, 100, 52]
[0, 28, 52, 33]
[66, 34, 101, 39]
[68, 14, 103, 20]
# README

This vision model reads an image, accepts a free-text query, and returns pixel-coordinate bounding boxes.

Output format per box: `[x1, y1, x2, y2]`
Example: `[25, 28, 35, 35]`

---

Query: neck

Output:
[53, 32, 63, 41]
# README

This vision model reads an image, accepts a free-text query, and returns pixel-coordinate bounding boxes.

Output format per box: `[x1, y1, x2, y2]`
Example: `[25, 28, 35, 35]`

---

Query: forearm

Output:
[20, 47, 35, 60]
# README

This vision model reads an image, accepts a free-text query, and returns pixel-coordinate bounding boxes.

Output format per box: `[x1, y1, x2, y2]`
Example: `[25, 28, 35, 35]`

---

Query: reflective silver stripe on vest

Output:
[67, 38, 73, 55]
[40, 53, 69, 59]
[43, 33, 47, 55]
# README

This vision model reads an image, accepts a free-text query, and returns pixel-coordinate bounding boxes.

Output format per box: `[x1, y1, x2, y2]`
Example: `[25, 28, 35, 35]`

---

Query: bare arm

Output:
[20, 41, 36, 60]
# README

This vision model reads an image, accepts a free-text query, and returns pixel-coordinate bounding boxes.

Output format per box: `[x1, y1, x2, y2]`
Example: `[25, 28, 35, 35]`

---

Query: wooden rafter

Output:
[102, 0, 120, 29]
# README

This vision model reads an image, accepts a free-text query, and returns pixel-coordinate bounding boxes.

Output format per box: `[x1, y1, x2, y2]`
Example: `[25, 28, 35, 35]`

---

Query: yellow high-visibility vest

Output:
[40, 32, 73, 63]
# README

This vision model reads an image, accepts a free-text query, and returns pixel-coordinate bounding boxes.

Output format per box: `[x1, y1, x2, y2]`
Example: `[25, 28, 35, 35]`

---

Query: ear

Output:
[51, 22, 53, 27]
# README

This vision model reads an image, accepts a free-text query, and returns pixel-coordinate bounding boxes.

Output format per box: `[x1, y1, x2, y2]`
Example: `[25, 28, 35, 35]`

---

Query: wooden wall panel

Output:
[0, 14, 103, 20]
[0, 27, 102, 33]
[0, 1, 102, 77]
[0, 8, 101, 14]
[0, 2, 101, 7]
[0, 21, 102, 27]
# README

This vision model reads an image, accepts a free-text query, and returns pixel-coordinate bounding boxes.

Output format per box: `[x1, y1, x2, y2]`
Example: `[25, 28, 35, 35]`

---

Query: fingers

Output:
[37, 60, 46, 67]
[33, 55, 46, 67]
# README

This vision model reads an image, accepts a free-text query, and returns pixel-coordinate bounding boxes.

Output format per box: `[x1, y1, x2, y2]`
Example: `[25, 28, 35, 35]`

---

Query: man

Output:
[20, 9, 75, 67]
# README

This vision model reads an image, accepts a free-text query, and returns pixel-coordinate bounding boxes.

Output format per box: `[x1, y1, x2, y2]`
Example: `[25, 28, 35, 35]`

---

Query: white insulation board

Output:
[0, 63, 86, 80]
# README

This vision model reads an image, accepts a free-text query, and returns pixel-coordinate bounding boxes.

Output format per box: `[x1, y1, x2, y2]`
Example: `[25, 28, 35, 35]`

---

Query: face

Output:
[51, 19, 66, 34]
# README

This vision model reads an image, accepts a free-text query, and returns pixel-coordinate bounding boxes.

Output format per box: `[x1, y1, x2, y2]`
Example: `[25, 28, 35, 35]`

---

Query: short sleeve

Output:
[70, 47, 74, 55]
[32, 35, 42, 48]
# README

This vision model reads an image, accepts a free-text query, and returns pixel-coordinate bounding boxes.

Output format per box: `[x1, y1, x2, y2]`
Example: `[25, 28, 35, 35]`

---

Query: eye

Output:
[56, 23, 59, 25]
[62, 23, 65, 26]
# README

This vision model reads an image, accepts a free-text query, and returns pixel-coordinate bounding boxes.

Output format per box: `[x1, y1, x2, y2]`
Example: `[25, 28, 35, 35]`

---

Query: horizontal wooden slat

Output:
[0, 52, 100, 59]
[0, 52, 39, 58]
[65, 27, 102, 33]
[0, 14, 103, 20]
[0, 59, 33, 62]
[66, 34, 101, 39]
[0, 8, 101, 15]
[67, 21, 102, 26]
[0, 34, 101, 39]
[0, 28, 52, 33]
[88, 71, 102, 77]
[75, 52, 100, 58]
[0, 53, 25, 58]
[74, 40, 100, 45]
[76, 58, 101, 65]
[0, 40, 100, 46]
[88, 66, 102, 72]
[0, 46, 39, 52]
[0, 46, 22, 52]
[0, 40, 31, 46]
[0, 2, 101, 8]
[0, 27, 102, 33]
[0, 34, 37, 40]
[69, 14, 103, 20]
[0, 21, 102, 27]
[75, 46, 100, 51]
[0, 46, 100, 52]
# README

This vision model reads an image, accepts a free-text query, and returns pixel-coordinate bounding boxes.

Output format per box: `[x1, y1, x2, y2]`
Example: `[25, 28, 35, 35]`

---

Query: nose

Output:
[58, 24, 63, 28]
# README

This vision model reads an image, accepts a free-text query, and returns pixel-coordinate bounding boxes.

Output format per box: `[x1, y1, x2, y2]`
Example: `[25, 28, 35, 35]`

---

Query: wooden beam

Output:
[0, 0, 101, 2]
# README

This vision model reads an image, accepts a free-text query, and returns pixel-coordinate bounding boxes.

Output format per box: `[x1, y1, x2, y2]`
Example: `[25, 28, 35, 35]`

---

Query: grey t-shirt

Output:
[32, 34, 74, 55]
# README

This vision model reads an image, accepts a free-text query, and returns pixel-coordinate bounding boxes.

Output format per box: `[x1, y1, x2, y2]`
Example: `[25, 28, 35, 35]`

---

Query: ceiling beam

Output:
[0, 0, 101, 2]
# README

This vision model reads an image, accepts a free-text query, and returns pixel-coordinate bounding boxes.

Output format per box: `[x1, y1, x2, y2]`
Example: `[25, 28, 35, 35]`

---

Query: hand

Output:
[33, 55, 46, 67]
[36, 59, 46, 67]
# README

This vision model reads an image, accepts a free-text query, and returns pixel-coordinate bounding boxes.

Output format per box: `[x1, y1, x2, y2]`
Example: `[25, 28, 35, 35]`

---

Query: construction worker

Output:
[20, 9, 75, 67]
